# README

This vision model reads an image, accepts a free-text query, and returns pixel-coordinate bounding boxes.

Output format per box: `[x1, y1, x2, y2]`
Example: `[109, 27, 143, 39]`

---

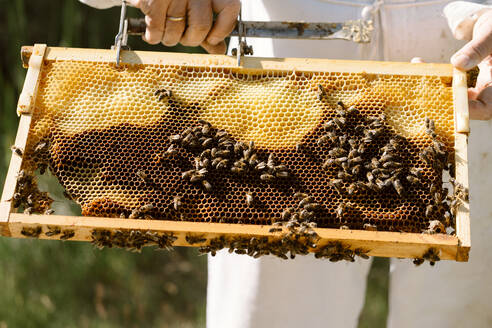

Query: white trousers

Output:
[207, 1, 492, 327]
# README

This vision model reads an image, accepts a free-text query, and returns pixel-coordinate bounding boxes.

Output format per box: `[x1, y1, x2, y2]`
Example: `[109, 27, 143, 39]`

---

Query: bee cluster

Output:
[413, 247, 441, 266]
[196, 191, 370, 262]
[315, 99, 418, 198]
[314, 241, 369, 262]
[197, 234, 370, 262]
[11, 169, 53, 215]
[199, 234, 316, 259]
[20, 225, 75, 240]
[10, 138, 55, 215]
[170, 119, 290, 192]
[418, 119, 469, 236]
[91, 229, 177, 252]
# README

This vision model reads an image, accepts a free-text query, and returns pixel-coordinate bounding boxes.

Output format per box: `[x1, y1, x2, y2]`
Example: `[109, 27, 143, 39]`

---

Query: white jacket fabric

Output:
[79, 1, 492, 327]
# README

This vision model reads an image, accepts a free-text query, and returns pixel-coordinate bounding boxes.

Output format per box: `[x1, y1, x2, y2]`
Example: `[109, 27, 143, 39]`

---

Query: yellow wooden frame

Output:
[2, 45, 470, 262]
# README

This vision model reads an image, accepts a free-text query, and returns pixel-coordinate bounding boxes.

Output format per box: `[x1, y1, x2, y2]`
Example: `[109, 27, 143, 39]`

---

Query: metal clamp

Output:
[113, 0, 130, 67]
[231, 9, 253, 66]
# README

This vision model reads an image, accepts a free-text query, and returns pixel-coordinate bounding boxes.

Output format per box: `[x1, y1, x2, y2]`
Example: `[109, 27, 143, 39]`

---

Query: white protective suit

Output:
[79, 1, 492, 327]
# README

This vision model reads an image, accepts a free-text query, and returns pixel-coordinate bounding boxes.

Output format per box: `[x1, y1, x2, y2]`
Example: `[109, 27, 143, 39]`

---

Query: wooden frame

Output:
[3, 45, 470, 262]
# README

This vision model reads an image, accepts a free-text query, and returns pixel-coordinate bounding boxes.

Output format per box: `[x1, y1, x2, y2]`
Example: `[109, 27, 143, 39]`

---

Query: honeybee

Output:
[281, 207, 294, 221]
[216, 150, 231, 158]
[329, 148, 347, 158]
[21, 226, 42, 238]
[334, 157, 348, 164]
[323, 121, 337, 131]
[423, 247, 440, 266]
[260, 173, 275, 182]
[425, 204, 435, 217]
[34, 141, 48, 153]
[246, 193, 254, 206]
[299, 209, 314, 221]
[333, 117, 345, 129]
[211, 157, 222, 168]
[269, 227, 283, 233]
[347, 183, 357, 195]
[336, 100, 346, 113]
[215, 130, 228, 139]
[173, 196, 182, 211]
[330, 179, 344, 193]
[11, 146, 23, 157]
[45, 226, 61, 237]
[139, 204, 154, 213]
[247, 153, 258, 166]
[335, 203, 345, 220]
[275, 171, 289, 179]
[202, 180, 212, 191]
[363, 223, 377, 231]
[136, 170, 149, 183]
[24, 207, 33, 215]
[304, 203, 320, 211]
[186, 234, 207, 245]
[354, 248, 370, 259]
[424, 220, 445, 234]
[323, 158, 335, 169]
[60, 229, 75, 240]
[317, 84, 326, 100]
[406, 175, 420, 184]
[165, 144, 178, 157]
[425, 118, 437, 138]
[351, 165, 361, 176]
[201, 123, 212, 136]
[129, 208, 141, 219]
[182, 169, 195, 180]
[297, 196, 312, 209]
[155, 88, 172, 101]
[392, 178, 405, 197]
[169, 134, 182, 143]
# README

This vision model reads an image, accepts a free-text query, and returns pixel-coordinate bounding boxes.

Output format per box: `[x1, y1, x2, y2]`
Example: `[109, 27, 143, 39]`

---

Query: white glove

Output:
[445, 2, 492, 120]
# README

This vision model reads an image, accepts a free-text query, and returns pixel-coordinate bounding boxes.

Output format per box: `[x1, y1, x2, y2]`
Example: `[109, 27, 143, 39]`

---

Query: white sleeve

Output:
[79, 0, 122, 9]
[444, 1, 492, 40]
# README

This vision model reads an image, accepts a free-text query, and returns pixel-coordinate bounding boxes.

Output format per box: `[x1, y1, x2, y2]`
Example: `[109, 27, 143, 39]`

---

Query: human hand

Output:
[451, 10, 492, 120]
[128, 0, 241, 54]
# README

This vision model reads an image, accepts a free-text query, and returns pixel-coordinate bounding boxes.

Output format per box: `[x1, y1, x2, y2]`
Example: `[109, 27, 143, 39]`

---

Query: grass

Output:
[0, 239, 207, 328]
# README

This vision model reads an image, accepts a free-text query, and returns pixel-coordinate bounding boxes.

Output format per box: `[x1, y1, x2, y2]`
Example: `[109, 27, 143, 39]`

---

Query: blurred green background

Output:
[0, 1, 389, 327]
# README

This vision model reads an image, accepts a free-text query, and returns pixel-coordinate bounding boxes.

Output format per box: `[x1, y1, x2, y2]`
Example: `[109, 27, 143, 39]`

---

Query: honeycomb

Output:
[22, 59, 456, 234]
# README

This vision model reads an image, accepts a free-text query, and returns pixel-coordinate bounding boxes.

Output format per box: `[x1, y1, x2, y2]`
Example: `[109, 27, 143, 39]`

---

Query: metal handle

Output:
[126, 17, 373, 43]
[128, 18, 147, 35]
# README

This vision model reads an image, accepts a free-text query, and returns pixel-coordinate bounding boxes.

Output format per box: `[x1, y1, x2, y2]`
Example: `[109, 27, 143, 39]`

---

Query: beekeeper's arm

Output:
[79, 0, 240, 54]
[445, 2, 492, 120]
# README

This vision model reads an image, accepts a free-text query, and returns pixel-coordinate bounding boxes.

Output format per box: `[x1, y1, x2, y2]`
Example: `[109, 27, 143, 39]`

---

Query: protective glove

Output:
[445, 2, 492, 120]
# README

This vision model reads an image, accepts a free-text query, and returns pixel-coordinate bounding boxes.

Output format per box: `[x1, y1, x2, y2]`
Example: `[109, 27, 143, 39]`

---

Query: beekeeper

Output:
[80, 0, 492, 327]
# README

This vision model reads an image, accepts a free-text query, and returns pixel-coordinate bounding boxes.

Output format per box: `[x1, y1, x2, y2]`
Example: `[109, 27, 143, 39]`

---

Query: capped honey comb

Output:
[21, 57, 456, 234]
